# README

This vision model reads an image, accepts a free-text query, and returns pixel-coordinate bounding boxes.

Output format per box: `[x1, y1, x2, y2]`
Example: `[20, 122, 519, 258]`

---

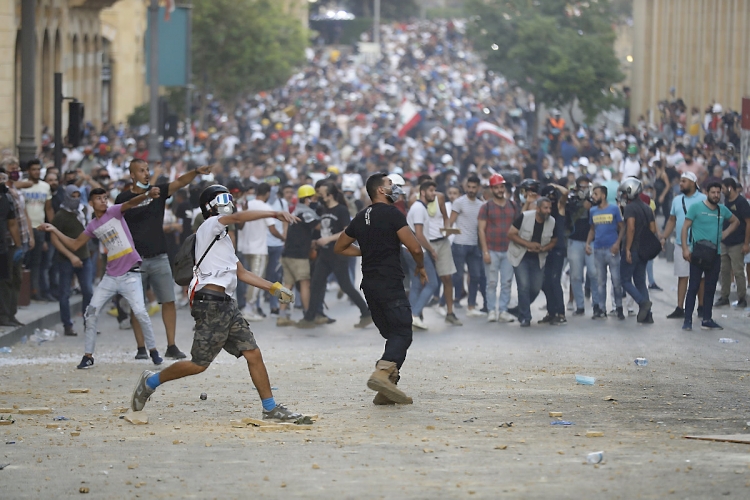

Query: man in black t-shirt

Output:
[335, 173, 427, 405]
[115, 160, 211, 359]
[565, 176, 599, 315]
[717, 178, 750, 307]
[297, 182, 371, 329]
[277, 185, 319, 326]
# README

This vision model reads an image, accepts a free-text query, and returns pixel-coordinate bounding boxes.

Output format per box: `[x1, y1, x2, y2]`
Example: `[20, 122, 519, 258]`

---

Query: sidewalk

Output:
[0, 295, 82, 348]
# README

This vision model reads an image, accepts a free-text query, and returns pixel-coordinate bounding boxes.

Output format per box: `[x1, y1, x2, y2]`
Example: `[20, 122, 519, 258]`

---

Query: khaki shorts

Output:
[282, 257, 310, 283]
[674, 244, 690, 277]
[190, 298, 258, 367]
[431, 238, 457, 277]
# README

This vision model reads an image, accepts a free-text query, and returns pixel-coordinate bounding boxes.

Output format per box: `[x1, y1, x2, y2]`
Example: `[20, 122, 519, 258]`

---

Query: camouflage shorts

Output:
[190, 299, 258, 367]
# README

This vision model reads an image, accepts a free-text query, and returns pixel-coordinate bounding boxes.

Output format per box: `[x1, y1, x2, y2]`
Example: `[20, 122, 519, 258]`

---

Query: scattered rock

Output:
[127, 464, 138, 470]
[312, 463, 320, 469]
[494, 445, 508, 450]
[549, 412, 563, 417]
[68, 388, 90, 394]
[18, 407, 52, 415]
[124, 412, 148, 425]
[426, 425, 435, 430]
[586, 431, 604, 438]
[70, 432, 80, 437]
[79, 487, 89, 494]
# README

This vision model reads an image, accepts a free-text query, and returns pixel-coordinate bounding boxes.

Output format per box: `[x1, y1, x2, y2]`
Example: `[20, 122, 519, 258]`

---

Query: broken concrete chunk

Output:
[123, 412, 148, 425]
[68, 388, 90, 394]
[549, 412, 563, 417]
[586, 431, 604, 438]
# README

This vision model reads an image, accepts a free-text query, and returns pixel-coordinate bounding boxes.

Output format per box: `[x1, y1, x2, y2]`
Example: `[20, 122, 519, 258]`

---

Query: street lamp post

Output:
[373, 0, 380, 49]
[18, 0, 36, 163]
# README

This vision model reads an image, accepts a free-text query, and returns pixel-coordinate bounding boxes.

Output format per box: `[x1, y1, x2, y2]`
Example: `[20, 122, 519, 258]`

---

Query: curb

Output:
[0, 296, 82, 348]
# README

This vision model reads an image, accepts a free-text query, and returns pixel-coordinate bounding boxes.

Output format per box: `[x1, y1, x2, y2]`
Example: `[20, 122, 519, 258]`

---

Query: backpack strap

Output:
[194, 229, 226, 273]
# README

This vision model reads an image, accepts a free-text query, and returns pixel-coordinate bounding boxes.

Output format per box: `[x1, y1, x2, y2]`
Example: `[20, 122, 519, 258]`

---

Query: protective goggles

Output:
[209, 193, 233, 208]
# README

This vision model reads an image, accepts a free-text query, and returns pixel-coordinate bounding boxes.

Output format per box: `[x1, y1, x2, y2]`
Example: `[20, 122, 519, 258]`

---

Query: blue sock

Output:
[146, 373, 161, 390]
[261, 397, 276, 412]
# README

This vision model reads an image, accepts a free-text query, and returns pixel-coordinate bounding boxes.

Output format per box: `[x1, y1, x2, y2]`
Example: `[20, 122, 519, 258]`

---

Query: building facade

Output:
[631, 0, 750, 123]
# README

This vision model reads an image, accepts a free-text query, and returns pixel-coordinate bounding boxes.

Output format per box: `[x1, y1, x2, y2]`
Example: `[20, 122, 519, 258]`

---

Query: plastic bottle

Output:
[587, 451, 604, 464]
[0, 347, 11, 353]
[719, 338, 739, 343]
[634, 358, 648, 366]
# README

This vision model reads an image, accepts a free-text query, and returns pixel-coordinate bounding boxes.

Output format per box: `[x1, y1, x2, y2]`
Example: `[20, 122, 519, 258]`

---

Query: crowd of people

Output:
[1, 18, 748, 375]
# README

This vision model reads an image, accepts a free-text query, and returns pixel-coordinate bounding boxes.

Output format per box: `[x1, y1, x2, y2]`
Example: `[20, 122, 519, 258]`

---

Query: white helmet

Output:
[712, 103, 723, 114]
[387, 173, 405, 186]
[441, 154, 453, 164]
[618, 177, 643, 201]
[341, 178, 358, 193]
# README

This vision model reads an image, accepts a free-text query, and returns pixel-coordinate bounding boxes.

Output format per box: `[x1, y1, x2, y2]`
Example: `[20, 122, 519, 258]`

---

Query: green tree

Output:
[466, 0, 625, 124]
[192, 0, 307, 101]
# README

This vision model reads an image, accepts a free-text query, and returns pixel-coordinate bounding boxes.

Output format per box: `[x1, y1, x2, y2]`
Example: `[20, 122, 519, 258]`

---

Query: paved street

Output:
[1, 258, 750, 499]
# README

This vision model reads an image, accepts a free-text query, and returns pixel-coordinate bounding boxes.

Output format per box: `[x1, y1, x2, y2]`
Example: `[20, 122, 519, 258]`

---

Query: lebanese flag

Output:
[398, 99, 421, 138]
[164, 0, 175, 21]
[475, 121, 515, 144]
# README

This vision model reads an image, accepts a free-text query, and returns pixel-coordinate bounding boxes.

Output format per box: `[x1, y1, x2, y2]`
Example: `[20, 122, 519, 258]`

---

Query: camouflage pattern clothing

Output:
[190, 298, 258, 367]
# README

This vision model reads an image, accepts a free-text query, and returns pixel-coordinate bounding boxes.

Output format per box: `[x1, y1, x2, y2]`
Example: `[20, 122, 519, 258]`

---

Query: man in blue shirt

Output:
[660, 172, 706, 319]
[586, 186, 625, 319]
[681, 182, 739, 331]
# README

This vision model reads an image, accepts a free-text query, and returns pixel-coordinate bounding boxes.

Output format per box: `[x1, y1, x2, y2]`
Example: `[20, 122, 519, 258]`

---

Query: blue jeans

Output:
[594, 248, 622, 310]
[646, 259, 655, 286]
[58, 257, 94, 328]
[542, 247, 566, 316]
[265, 245, 283, 310]
[620, 251, 649, 305]
[484, 250, 513, 313]
[451, 243, 485, 308]
[568, 240, 600, 310]
[514, 254, 544, 322]
[405, 250, 439, 316]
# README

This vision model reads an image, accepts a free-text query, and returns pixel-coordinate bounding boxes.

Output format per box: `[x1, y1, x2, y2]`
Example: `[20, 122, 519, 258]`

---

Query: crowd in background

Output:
[0, 19, 747, 337]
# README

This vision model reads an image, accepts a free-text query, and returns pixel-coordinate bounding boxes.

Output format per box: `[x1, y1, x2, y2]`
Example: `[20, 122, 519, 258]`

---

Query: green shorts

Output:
[190, 298, 258, 367]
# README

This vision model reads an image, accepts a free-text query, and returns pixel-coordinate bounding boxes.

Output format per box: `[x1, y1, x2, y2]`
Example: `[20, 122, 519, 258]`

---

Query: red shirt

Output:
[478, 199, 517, 252]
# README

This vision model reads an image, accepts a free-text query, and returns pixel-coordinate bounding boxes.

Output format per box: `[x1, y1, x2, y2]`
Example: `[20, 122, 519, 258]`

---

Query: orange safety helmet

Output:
[489, 174, 506, 186]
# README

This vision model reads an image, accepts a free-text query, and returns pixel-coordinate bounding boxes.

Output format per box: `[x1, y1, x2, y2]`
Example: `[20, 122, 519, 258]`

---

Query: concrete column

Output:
[18, 0, 37, 162]
[147, 0, 161, 164]
[0, 0, 12, 148]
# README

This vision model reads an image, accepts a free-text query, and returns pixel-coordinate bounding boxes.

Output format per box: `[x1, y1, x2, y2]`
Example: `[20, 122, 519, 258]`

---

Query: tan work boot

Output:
[373, 363, 412, 405]
[367, 360, 412, 404]
[276, 316, 295, 327]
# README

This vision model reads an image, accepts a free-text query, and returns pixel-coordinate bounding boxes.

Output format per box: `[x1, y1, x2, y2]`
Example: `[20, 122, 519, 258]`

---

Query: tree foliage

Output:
[192, 0, 307, 101]
[465, 0, 625, 123]
[344, 0, 419, 20]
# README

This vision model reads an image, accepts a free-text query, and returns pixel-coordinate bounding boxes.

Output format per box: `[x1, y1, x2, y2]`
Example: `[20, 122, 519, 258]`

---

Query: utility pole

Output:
[373, 0, 380, 52]
[54, 73, 62, 171]
[18, 0, 36, 164]
[185, 3, 193, 150]
[148, 0, 162, 165]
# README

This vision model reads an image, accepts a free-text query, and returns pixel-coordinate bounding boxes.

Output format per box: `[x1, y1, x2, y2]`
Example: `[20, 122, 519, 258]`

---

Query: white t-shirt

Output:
[406, 200, 430, 249]
[451, 195, 483, 245]
[190, 216, 238, 297]
[21, 181, 52, 227]
[620, 157, 641, 179]
[609, 148, 623, 173]
[452, 127, 468, 147]
[427, 199, 445, 240]
[237, 199, 274, 255]
[266, 197, 288, 247]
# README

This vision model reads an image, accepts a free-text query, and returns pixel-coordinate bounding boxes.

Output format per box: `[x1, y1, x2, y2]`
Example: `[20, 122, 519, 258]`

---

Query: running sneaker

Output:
[487, 310, 498, 322]
[700, 319, 724, 330]
[134, 347, 148, 360]
[314, 314, 335, 324]
[131, 370, 156, 411]
[445, 313, 462, 326]
[262, 404, 303, 422]
[411, 316, 428, 330]
[354, 315, 373, 329]
[147, 303, 161, 316]
[519, 319, 531, 327]
[119, 319, 131, 330]
[165, 345, 186, 359]
[666, 307, 685, 319]
[648, 282, 663, 291]
[573, 308, 585, 316]
[466, 308, 486, 317]
[637, 300, 652, 322]
[150, 350, 163, 365]
[714, 297, 730, 307]
[497, 311, 516, 323]
[435, 306, 447, 317]
[682, 321, 692, 331]
[77, 355, 94, 369]
[537, 314, 553, 324]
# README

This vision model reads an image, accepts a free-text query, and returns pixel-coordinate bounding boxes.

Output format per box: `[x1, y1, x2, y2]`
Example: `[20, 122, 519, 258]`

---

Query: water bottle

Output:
[719, 338, 739, 343]
[634, 358, 648, 366]
[587, 451, 604, 464]
[0, 346, 11, 354]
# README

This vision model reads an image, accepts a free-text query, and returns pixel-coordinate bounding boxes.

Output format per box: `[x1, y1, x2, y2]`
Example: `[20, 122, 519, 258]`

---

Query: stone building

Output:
[631, 0, 750, 122]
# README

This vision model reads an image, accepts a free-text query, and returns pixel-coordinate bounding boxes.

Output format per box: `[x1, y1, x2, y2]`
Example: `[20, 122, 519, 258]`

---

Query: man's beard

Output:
[493, 192, 505, 200]
[680, 186, 692, 195]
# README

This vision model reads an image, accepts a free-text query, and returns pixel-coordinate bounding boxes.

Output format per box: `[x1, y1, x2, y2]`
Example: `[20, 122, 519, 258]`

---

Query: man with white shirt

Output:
[21, 159, 53, 302]
[620, 144, 641, 179]
[405, 181, 440, 330]
[264, 182, 288, 316]
[237, 183, 285, 321]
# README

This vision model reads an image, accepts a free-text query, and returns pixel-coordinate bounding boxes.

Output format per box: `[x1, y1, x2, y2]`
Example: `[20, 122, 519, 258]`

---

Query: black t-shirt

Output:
[345, 203, 407, 280]
[723, 195, 750, 246]
[175, 201, 193, 245]
[317, 203, 351, 252]
[512, 214, 544, 243]
[283, 216, 317, 259]
[115, 183, 170, 257]
[622, 199, 654, 253]
[566, 201, 591, 241]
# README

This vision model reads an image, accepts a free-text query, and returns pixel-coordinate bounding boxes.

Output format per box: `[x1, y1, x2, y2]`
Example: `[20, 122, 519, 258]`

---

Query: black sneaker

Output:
[666, 307, 685, 319]
[573, 308, 585, 316]
[616, 307, 625, 320]
[700, 319, 723, 330]
[555, 314, 567, 324]
[135, 347, 148, 360]
[592, 309, 607, 320]
[165, 345, 186, 359]
[648, 283, 663, 291]
[77, 355, 94, 369]
[519, 319, 531, 327]
[738, 298, 748, 308]
[270, 308, 280, 317]
[714, 297, 730, 307]
[256, 307, 266, 318]
[150, 350, 163, 365]
[638, 312, 654, 324]
[537, 314, 553, 324]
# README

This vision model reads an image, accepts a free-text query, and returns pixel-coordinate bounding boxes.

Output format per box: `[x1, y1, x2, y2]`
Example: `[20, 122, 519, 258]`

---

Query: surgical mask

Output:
[270, 185, 279, 198]
[519, 193, 526, 204]
[8, 171, 19, 182]
[385, 184, 404, 203]
[246, 194, 256, 202]
[720, 160, 727, 167]
[136, 181, 150, 190]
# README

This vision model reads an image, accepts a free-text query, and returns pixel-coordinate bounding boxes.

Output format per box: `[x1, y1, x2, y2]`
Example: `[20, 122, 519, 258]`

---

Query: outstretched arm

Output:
[167, 165, 211, 197]
[121, 186, 161, 212]
[334, 232, 362, 257]
[37, 223, 90, 251]
[219, 210, 299, 226]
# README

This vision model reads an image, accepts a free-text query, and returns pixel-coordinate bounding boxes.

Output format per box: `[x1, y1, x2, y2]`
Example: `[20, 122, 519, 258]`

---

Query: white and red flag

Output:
[475, 121, 515, 144]
[397, 99, 421, 138]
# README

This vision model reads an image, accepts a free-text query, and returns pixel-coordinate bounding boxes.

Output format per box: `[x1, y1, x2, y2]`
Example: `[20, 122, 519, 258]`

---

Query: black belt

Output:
[141, 252, 166, 260]
[194, 290, 232, 302]
[127, 266, 141, 273]
[430, 237, 446, 243]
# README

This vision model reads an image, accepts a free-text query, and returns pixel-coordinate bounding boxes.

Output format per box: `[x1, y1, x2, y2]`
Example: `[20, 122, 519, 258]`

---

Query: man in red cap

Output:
[478, 174, 518, 322]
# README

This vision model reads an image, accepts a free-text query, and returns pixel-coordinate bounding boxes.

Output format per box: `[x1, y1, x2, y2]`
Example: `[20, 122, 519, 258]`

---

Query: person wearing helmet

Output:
[129, 184, 306, 422]
[334, 173, 425, 405]
[478, 174, 517, 323]
[617, 177, 655, 324]
[277, 185, 320, 327]
[565, 175, 600, 317]
[545, 109, 565, 151]
[39, 186, 166, 369]
[516, 178, 540, 211]
[621, 144, 641, 179]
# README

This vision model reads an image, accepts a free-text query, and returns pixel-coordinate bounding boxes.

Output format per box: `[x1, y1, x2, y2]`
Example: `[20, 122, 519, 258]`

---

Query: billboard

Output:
[145, 6, 190, 87]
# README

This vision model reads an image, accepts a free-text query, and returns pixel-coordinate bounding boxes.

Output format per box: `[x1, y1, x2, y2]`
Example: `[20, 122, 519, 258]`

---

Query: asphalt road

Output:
[1, 258, 749, 499]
